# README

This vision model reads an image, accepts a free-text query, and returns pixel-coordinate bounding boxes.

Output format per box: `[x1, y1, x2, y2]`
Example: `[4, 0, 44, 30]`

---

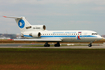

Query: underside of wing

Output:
[13, 38, 62, 42]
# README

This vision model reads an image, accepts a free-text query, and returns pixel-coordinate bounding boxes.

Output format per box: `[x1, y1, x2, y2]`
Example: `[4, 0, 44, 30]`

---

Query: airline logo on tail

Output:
[18, 19, 25, 28]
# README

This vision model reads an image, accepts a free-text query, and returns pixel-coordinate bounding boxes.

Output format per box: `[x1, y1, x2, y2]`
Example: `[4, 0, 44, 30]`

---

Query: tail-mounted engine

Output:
[32, 25, 46, 30]
[29, 32, 41, 37]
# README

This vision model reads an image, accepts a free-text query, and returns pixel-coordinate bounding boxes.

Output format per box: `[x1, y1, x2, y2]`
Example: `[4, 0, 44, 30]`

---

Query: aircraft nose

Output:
[97, 35, 102, 40]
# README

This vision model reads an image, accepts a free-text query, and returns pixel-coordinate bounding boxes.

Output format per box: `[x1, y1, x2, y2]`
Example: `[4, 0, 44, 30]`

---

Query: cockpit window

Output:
[92, 33, 98, 35]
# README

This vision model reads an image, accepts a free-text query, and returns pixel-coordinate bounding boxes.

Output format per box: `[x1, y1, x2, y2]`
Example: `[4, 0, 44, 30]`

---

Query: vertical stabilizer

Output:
[3, 16, 31, 32]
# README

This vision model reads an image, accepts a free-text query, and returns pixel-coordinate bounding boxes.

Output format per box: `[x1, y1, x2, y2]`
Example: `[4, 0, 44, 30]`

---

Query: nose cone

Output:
[97, 35, 102, 40]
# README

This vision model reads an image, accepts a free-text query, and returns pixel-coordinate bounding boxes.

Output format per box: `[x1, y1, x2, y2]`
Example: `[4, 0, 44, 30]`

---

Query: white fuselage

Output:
[22, 30, 102, 42]
[4, 16, 102, 44]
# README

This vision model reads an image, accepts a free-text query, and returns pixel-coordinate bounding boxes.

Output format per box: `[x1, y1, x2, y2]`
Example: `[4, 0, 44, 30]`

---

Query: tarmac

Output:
[0, 43, 105, 49]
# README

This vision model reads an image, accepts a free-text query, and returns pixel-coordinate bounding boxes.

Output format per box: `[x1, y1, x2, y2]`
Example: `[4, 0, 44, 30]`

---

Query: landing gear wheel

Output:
[44, 44, 50, 47]
[54, 44, 60, 47]
[44, 42, 50, 47]
[54, 42, 60, 47]
[88, 43, 92, 47]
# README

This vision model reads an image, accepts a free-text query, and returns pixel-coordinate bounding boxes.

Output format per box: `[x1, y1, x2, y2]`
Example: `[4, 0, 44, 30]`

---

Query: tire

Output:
[88, 44, 92, 47]
[54, 44, 60, 47]
[44, 44, 50, 47]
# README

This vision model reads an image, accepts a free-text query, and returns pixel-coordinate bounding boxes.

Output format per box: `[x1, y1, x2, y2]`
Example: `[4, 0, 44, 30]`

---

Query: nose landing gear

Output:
[88, 43, 92, 47]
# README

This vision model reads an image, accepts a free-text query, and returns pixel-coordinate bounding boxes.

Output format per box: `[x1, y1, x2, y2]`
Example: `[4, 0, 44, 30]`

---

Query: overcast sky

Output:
[0, 0, 105, 35]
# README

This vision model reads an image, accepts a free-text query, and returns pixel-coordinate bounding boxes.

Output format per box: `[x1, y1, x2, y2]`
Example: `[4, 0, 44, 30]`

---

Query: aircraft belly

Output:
[75, 37, 95, 42]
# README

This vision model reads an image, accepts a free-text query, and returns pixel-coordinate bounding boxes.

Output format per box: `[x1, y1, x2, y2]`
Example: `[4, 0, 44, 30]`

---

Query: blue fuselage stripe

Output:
[23, 35, 97, 38]
[41, 35, 96, 37]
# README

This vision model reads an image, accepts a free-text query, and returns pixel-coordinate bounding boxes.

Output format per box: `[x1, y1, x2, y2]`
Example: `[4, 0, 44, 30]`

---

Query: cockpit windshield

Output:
[92, 33, 98, 35]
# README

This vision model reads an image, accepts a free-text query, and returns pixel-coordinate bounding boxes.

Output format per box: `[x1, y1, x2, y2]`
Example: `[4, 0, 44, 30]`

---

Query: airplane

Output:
[3, 16, 102, 47]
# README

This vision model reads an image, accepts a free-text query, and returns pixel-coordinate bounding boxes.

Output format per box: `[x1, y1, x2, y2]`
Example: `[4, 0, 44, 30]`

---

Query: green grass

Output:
[0, 48, 105, 70]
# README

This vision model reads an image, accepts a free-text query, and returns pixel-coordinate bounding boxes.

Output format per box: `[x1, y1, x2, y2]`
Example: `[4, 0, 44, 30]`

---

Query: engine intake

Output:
[29, 32, 41, 37]
[43, 25, 46, 30]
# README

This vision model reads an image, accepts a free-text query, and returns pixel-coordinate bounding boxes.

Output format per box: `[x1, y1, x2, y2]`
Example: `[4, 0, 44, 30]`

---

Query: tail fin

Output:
[3, 16, 31, 32]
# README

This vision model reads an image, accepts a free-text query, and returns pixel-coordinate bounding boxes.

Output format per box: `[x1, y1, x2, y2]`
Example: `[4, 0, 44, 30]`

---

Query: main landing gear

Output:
[54, 42, 60, 47]
[44, 42, 92, 47]
[44, 42, 50, 47]
[88, 43, 92, 47]
[44, 42, 60, 47]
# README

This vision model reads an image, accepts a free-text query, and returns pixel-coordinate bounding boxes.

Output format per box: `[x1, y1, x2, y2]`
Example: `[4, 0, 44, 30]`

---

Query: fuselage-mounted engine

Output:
[26, 25, 46, 31]
[29, 32, 41, 38]
[32, 25, 46, 31]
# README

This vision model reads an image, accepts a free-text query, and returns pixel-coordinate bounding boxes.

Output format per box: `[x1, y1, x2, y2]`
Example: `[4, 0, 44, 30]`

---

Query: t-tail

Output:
[3, 16, 31, 32]
[3, 16, 46, 33]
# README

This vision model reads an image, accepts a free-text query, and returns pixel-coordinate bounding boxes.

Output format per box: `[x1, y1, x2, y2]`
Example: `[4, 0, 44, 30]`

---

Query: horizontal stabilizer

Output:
[3, 16, 22, 19]
[3, 16, 31, 32]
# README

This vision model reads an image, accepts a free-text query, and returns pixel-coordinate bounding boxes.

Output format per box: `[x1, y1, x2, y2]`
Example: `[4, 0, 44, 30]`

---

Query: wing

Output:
[13, 38, 62, 42]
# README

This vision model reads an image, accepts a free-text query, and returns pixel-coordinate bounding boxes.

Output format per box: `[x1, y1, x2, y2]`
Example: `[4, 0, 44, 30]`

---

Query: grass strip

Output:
[0, 48, 105, 70]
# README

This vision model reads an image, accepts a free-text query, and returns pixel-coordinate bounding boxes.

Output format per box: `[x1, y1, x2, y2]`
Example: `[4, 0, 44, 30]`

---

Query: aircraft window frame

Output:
[78, 33, 81, 35]
[92, 33, 98, 35]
